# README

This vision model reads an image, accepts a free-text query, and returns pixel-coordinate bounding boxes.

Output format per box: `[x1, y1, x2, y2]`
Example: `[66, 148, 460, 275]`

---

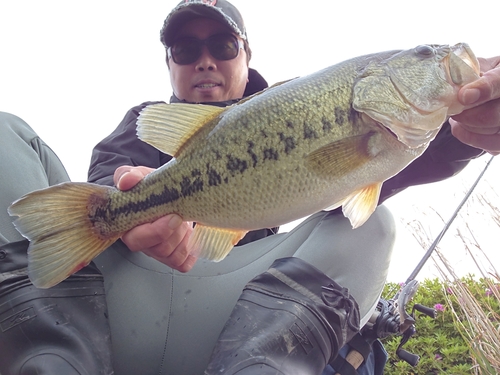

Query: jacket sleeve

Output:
[88, 101, 171, 186]
[378, 121, 484, 204]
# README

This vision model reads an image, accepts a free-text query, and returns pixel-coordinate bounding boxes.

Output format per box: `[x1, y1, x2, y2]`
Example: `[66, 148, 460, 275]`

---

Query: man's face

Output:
[168, 18, 249, 103]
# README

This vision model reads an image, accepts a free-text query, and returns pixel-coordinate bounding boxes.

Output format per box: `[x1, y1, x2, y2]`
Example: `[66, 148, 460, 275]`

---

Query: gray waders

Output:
[0, 240, 114, 374]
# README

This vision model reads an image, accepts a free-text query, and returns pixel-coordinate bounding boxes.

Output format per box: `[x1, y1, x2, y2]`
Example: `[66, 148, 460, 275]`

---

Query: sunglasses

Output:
[167, 33, 244, 65]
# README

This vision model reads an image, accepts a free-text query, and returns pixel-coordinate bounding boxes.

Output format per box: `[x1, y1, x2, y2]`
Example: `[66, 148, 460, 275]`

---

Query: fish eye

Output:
[415, 45, 435, 56]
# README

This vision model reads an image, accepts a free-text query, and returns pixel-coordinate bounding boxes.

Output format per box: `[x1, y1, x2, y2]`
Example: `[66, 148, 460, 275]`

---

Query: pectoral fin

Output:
[189, 224, 247, 261]
[306, 132, 377, 178]
[341, 182, 383, 228]
[137, 103, 225, 157]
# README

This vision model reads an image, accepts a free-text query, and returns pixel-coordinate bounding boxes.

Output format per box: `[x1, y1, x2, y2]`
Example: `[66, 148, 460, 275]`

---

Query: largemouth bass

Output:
[9, 43, 480, 288]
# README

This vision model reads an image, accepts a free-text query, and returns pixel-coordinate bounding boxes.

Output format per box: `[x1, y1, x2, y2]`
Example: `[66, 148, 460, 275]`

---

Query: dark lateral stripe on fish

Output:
[247, 141, 258, 168]
[278, 133, 297, 154]
[263, 148, 279, 161]
[181, 174, 203, 196]
[303, 121, 320, 140]
[334, 108, 345, 126]
[96, 108, 366, 225]
[90, 186, 181, 224]
[226, 155, 248, 175]
[207, 166, 223, 186]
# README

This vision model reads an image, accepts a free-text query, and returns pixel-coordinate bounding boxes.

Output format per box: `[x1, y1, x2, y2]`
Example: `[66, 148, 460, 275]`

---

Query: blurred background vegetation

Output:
[381, 168, 499, 374]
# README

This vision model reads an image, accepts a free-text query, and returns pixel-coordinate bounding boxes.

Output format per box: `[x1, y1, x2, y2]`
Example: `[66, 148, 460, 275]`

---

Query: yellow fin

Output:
[341, 182, 383, 228]
[306, 133, 377, 178]
[188, 224, 247, 261]
[137, 102, 225, 157]
[8, 182, 120, 288]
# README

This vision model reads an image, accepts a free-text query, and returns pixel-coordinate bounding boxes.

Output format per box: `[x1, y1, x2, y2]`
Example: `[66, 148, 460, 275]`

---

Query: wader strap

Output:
[332, 333, 372, 375]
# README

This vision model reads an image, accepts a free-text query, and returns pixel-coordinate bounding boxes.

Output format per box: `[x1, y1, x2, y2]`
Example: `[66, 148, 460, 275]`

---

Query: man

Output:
[89, 3, 382, 374]
[1, 1, 499, 375]
[88, 1, 499, 375]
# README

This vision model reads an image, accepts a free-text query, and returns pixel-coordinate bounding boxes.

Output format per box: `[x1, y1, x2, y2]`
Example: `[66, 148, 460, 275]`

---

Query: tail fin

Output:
[8, 182, 120, 289]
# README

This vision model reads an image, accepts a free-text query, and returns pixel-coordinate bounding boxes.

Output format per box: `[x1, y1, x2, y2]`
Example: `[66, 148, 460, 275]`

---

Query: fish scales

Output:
[102, 54, 402, 231]
[8, 43, 481, 288]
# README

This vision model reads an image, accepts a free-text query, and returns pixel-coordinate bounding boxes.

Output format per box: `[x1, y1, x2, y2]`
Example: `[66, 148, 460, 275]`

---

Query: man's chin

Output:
[190, 88, 225, 103]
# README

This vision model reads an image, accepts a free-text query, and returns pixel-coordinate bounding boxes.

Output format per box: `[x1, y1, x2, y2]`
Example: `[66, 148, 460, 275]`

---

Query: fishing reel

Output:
[363, 280, 436, 366]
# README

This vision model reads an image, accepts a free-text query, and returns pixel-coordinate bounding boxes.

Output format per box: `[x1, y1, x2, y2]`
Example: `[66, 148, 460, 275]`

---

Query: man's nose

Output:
[195, 46, 216, 71]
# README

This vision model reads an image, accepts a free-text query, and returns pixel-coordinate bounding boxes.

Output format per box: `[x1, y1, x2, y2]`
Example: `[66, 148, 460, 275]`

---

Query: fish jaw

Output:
[444, 43, 481, 114]
[352, 43, 480, 149]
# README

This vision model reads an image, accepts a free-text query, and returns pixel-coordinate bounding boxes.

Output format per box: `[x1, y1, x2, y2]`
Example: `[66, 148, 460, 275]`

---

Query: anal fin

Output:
[341, 182, 383, 228]
[189, 224, 247, 261]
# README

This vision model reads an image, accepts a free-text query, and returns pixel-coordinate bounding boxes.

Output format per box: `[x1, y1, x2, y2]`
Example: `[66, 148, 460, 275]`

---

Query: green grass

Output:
[381, 276, 499, 374]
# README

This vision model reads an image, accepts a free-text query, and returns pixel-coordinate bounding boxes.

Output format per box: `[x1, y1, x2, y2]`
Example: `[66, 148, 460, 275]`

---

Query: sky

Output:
[1, 0, 498, 282]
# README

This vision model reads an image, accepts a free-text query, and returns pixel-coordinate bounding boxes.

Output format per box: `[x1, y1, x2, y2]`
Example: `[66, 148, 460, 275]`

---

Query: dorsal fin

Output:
[137, 103, 225, 157]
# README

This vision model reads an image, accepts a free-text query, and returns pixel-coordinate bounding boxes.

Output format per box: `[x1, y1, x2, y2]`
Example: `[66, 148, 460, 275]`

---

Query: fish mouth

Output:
[395, 43, 480, 119]
[398, 44, 481, 148]
[446, 43, 481, 86]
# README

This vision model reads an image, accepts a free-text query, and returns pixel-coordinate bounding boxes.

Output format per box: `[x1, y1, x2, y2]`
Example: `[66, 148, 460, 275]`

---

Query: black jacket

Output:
[88, 68, 483, 244]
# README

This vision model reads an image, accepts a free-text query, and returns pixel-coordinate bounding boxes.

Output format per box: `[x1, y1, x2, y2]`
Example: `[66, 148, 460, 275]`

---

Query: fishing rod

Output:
[378, 155, 497, 367]
[380, 155, 497, 367]
[334, 155, 496, 374]
[405, 155, 495, 284]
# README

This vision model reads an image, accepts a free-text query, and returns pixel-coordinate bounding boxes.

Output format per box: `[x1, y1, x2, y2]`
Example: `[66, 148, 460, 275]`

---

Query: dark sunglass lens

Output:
[207, 34, 239, 61]
[172, 38, 202, 65]
[170, 35, 240, 65]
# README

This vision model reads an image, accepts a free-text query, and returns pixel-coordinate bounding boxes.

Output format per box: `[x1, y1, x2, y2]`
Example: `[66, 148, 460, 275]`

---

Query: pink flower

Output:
[485, 288, 493, 297]
[435, 354, 443, 361]
[434, 303, 445, 312]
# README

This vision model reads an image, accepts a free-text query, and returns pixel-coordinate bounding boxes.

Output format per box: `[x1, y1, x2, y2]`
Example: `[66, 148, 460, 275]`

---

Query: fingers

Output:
[449, 118, 500, 155]
[451, 97, 500, 134]
[113, 166, 198, 271]
[121, 214, 197, 272]
[114, 165, 155, 190]
[459, 57, 500, 108]
[450, 99, 500, 154]
[450, 56, 500, 155]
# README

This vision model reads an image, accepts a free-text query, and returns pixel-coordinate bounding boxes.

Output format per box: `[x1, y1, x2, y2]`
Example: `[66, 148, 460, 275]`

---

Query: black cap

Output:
[160, 0, 247, 48]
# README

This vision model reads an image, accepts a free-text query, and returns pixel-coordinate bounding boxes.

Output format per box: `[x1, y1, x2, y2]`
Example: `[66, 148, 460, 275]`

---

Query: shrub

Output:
[380, 276, 498, 375]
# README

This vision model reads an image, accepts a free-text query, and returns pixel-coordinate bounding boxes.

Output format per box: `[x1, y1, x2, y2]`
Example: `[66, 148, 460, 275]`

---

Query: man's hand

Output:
[114, 165, 197, 272]
[450, 56, 500, 155]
